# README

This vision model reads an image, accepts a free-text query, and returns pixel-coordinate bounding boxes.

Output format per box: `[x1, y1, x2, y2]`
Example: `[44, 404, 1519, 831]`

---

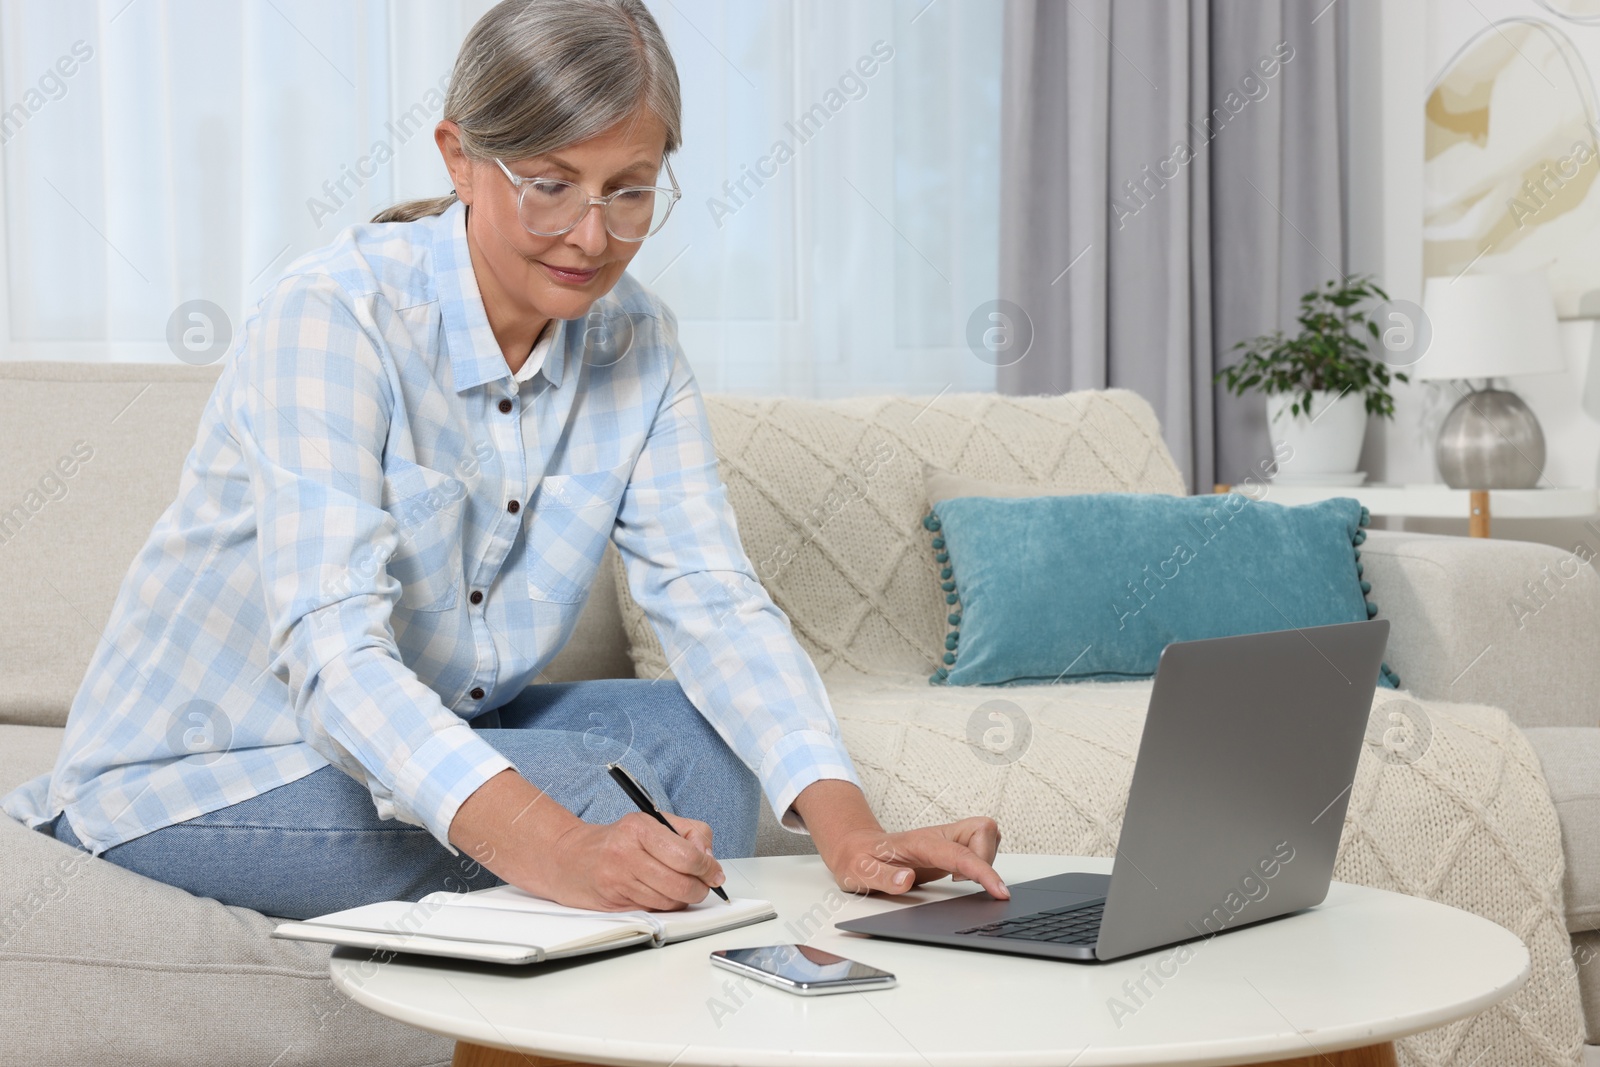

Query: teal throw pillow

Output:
[924, 492, 1398, 689]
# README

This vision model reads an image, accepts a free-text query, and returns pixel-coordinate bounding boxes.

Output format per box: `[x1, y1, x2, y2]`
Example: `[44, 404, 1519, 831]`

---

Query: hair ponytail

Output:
[372, 193, 460, 225]
[371, 0, 682, 225]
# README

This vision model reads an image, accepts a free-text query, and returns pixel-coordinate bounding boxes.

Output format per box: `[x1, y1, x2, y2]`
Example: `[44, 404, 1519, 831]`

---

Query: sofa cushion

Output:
[612, 390, 1188, 681]
[0, 725, 452, 1066]
[0, 363, 224, 728]
[1524, 727, 1600, 933]
[920, 491, 1392, 687]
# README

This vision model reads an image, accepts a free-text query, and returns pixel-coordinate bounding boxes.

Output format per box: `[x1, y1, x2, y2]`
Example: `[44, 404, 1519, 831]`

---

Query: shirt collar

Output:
[513, 320, 557, 385]
[433, 199, 570, 394]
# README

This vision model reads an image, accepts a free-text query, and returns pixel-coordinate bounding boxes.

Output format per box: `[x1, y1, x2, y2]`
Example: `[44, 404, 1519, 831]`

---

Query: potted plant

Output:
[1215, 275, 1409, 482]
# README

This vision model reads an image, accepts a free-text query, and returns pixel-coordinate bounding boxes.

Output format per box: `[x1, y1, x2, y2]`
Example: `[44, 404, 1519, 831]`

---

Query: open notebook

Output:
[271, 883, 777, 964]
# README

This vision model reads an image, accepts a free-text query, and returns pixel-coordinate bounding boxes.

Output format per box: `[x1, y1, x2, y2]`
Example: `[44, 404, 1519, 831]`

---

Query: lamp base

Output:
[1435, 387, 1545, 489]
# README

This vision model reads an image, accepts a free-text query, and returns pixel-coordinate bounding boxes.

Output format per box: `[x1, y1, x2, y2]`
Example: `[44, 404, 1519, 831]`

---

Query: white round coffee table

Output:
[329, 854, 1529, 1067]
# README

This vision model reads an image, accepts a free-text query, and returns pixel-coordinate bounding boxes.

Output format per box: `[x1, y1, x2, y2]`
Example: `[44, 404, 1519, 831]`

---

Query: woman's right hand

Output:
[531, 810, 727, 912]
[450, 768, 725, 912]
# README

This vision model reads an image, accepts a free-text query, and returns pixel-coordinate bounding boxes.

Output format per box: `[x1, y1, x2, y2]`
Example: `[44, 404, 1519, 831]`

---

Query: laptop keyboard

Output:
[956, 898, 1106, 946]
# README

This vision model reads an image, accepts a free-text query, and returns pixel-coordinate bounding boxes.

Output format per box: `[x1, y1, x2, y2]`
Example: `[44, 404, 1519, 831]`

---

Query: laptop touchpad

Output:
[1012, 872, 1112, 897]
[839, 871, 1110, 937]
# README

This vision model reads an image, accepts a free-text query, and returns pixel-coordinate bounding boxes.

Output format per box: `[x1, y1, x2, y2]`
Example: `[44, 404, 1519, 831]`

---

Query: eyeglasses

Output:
[493, 157, 681, 241]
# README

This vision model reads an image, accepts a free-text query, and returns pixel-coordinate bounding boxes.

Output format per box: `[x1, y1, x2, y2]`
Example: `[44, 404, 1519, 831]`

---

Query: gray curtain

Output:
[997, 0, 1346, 492]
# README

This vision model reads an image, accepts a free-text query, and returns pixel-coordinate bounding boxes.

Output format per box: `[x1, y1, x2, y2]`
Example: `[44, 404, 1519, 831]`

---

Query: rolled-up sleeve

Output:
[609, 306, 862, 835]
[228, 275, 512, 855]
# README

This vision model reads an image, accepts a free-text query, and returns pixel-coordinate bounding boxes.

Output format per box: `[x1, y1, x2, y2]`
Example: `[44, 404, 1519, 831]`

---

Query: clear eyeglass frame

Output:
[492, 156, 681, 242]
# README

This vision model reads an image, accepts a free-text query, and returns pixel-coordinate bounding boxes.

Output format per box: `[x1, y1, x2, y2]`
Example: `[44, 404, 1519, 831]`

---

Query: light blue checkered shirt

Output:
[3, 199, 861, 856]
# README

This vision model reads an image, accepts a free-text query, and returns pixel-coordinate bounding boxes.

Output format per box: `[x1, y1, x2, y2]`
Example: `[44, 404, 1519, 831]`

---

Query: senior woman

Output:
[2, 0, 1007, 920]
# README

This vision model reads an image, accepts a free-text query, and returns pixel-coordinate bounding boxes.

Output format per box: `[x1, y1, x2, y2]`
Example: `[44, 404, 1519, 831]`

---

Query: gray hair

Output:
[373, 0, 682, 224]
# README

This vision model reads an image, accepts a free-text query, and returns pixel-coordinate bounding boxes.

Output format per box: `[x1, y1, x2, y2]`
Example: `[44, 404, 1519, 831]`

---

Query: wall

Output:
[1344, 0, 1600, 549]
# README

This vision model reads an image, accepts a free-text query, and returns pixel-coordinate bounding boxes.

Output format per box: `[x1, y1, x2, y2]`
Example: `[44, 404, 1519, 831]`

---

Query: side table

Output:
[1211, 482, 1598, 538]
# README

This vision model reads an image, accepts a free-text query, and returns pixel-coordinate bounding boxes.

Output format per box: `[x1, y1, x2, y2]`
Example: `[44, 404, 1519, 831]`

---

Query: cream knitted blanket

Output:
[611, 390, 1188, 680]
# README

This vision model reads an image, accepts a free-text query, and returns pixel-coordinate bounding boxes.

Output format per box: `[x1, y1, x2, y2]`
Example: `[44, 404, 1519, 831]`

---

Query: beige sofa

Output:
[2, 360, 1598, 1066]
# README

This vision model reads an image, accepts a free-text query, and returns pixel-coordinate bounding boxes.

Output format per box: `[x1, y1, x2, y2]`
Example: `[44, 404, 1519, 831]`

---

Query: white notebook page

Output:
[421, 883, 774, 941]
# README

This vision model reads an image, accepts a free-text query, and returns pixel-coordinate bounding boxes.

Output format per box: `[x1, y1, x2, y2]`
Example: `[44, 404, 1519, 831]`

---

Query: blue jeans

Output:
[48, 680, 761, 920]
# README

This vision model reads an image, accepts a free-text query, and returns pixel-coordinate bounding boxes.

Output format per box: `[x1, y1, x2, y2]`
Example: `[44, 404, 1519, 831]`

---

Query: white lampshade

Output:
[1417, 273, 1566, 381]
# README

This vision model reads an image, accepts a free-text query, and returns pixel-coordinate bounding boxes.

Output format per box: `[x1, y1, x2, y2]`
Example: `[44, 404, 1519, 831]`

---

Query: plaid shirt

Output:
[3, 200, 861, 856]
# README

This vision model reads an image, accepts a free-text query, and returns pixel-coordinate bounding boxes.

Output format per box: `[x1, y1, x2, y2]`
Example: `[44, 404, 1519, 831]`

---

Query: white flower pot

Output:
[1265, 390, 1367, 479]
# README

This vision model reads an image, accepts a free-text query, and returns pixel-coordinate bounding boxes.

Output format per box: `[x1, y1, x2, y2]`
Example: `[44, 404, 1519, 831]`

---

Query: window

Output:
[0, 0, 1001, 396]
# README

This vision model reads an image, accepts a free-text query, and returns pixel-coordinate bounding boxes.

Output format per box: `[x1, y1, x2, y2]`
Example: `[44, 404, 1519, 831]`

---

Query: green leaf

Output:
[1217, 274, 1404, 420]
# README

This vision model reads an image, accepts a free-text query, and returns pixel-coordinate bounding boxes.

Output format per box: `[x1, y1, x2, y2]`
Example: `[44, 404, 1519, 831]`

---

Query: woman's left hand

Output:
[820, 818, 1009, 900]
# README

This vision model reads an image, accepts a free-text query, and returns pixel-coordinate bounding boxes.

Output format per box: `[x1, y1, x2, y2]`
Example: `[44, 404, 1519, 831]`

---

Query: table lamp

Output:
[1418, 273, 1566, 489]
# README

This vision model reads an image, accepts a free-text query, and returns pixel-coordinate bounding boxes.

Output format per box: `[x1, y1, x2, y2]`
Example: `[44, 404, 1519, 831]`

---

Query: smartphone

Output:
[709, 944, 896, 996]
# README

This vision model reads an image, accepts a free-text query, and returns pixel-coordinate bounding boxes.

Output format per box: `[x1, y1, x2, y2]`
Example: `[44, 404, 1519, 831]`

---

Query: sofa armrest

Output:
[1522, 727, 1600, 933]
[1362, 529, 1599, 728]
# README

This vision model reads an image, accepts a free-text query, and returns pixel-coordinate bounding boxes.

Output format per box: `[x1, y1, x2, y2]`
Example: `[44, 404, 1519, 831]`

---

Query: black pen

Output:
[606, 762, 730, 903]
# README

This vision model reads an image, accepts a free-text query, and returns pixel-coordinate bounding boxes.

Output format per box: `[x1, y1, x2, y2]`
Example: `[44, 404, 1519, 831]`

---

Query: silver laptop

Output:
[835, 619, 1389, 962]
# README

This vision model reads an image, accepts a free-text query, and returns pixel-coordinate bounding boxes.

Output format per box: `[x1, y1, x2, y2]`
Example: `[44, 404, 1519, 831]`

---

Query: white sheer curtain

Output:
[0, 0, 1001, 397]
[0, 0, 491, 360]
[632, 0, 1002, 395]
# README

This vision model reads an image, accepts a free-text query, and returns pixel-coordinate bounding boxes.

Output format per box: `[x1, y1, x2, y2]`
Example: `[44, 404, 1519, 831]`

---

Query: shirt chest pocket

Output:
[526, 462, 631, 604]
[381, 458, 466, 612]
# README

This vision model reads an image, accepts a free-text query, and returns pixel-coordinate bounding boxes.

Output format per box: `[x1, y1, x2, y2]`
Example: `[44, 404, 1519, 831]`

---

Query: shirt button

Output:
[498, 398, 513, 414]
[470, 687, 485, 700]
[470, 590, 484, 605]
[507, 500, 520, 514]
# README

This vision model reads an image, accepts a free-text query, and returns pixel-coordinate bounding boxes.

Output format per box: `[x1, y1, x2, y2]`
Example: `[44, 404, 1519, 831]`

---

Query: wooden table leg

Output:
[451, 1039, 1398, 1066]
[1469, 489, 1490, 538]
[1260, 1042, 1398, 1066]
[453, 1042, 596, 1067]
